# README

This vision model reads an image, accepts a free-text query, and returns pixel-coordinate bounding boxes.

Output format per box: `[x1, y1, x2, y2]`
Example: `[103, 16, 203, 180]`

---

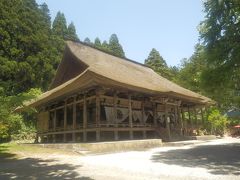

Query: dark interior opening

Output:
[67, 105, 73, 127]
[76, 103, 83, 127]
[56, 108, 64, 128]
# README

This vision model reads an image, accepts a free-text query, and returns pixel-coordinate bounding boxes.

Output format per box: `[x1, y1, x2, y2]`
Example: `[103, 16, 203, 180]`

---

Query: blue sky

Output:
[36, 0, 205, 66]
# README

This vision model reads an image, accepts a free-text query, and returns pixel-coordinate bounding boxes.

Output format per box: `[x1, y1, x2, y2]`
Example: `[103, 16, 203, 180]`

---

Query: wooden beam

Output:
[129, 94, 133, 139]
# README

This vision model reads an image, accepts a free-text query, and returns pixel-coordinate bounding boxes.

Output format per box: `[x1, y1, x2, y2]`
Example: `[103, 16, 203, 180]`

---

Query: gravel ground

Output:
[1, 137, 240, 180]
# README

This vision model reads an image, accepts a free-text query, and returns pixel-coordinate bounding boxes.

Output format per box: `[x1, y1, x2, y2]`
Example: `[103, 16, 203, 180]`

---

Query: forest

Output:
[0, 0, 239, 141]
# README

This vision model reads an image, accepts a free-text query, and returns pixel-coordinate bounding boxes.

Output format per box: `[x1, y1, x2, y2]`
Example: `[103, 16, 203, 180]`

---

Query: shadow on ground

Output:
[151, 143, 240, 175]
[0, 146, 93, 180]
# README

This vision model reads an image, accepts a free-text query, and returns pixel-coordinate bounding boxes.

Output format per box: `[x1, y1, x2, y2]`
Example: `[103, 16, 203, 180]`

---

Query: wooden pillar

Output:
[53, 110, 56, 131]
[83, 94, 87, 142]
[129, 94, 133, 139]
[53, 110, 56, 143]
[63, 101, 67, 142]
[143, 131, 147, 139]
[96, 94, 100, 141]
[113, 92, 118, 140]
[201, 108, 205, 124]
[174, 105, 178, 128]
[165, 103, 171, 141]
[182, 108, 186, 135]
[72, 97, 76, 142]
[152, 102, 157, 127]
[194, 107, 198, 126]
[188, 106, 192, 128]
[178, 106, 183, 135]
[141, 101, 145, 125]
[142, 101, 146, 138]
[35, 133, 39, 143]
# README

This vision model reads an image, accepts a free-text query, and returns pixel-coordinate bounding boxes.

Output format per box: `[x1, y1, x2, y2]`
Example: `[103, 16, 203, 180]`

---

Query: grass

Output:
[0, 139, 164, 156]
[0, 142, 77, 159]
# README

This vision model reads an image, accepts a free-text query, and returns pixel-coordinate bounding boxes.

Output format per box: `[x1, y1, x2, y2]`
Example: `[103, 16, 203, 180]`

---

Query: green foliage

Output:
[0, 1, 80, 95]
[85, 34, 126, 58]
[101, 40, 111, 53]
[52, 11, 68, 39]
[175, 45, 207, 94]
[0, 88, 41, 142]
[0, 0, 80, 141]
[207, 107, 229, 135]
[0, 0, 60, 94]
[66, 22, 79, 41]
[108, 34, 125, 58]
[84, 37, 92, 45]
[144, 48, 173, 79]
[94, 37, 102, 49]
[199, 0, 240, 108]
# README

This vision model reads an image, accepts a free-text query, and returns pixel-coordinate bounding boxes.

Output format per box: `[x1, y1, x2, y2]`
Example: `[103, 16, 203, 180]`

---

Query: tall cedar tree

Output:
[94, 37, 102, 49]
[84, 37, 92, 45]
[176, 45, 206, 93]
[108, 34, 125, 58]
[145, 48, 171, 79]
[52, 12, 68, 39]
[0, 0, 57, 94]
[66, 22, 79, 41]
[101, 40, 111, 53]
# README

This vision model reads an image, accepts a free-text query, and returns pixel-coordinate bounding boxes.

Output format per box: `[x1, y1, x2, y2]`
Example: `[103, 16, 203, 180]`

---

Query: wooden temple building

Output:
[27, 41, 213, 143]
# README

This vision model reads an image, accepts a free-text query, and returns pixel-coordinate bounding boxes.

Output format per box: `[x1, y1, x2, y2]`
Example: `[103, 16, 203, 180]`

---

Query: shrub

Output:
[0, 88, 41, 142]
[207, 108, 229, 136]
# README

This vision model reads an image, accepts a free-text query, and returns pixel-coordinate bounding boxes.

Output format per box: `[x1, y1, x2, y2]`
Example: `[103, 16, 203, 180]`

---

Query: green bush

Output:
[207, 108, 229, 136]
[0, 88, 41, 142]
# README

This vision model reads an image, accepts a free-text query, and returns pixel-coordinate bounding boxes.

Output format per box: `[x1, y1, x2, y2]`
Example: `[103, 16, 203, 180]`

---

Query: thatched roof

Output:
[27, 41, 213, 108]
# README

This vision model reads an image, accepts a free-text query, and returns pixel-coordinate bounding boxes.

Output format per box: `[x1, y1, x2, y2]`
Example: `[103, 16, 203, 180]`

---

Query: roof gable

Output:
[49, 45, 88, 89]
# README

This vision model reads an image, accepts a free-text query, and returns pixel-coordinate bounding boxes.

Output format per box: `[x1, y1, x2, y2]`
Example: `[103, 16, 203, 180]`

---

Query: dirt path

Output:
[1, 137, 240, 180]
